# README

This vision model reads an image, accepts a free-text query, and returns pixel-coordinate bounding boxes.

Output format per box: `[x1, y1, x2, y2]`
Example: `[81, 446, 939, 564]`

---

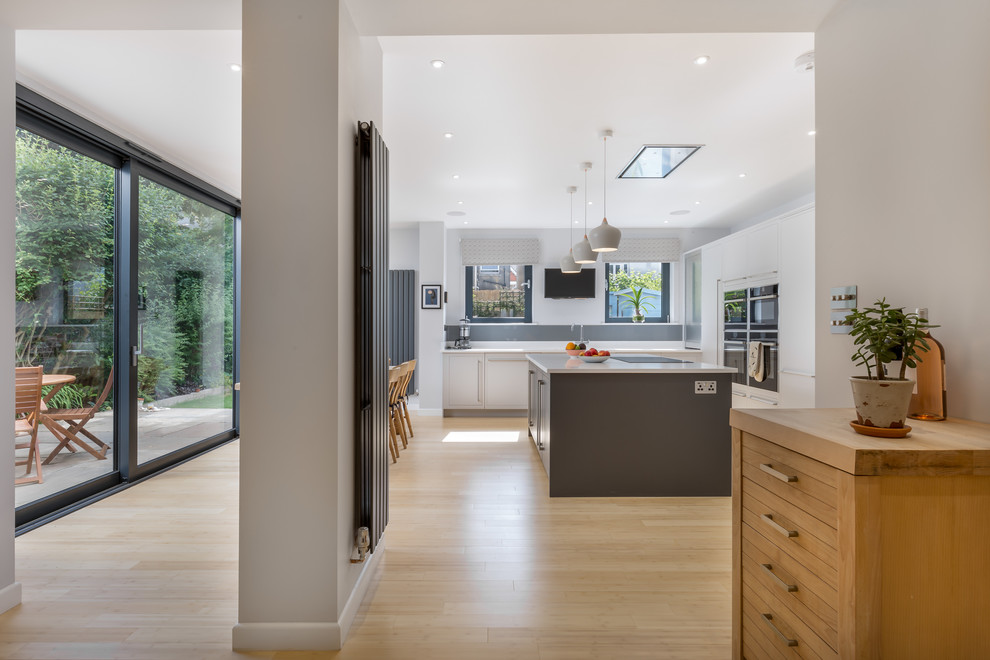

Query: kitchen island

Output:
[526, 353, 735, 497]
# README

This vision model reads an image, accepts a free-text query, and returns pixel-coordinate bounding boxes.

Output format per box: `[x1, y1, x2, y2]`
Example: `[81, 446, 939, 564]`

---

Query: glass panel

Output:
[606, 262, 667, 320]
[684, 251, 702, 347]
[468, 265, 528, 321]
[618, 145, 701, 179]
[15, 128, 115, 506]
[137, 177, 234, 464]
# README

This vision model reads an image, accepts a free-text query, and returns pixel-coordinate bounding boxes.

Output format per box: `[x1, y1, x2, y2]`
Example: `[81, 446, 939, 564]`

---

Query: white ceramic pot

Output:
[849, 377, 915, 429]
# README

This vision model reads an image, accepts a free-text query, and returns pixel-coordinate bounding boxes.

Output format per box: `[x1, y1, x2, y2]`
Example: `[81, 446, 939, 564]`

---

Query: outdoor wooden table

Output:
[41, 373, 75, 408]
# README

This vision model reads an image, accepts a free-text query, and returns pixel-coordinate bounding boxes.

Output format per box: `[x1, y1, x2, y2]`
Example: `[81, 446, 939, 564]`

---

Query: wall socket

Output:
[694, 380, 717, 394]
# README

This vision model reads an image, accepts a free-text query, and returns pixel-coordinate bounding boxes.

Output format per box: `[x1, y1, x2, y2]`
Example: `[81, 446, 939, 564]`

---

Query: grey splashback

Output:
[444, 324, 683, 342]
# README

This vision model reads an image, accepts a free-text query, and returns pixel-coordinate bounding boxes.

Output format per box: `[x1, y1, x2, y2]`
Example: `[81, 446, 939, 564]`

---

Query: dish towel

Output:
[748, 341, 766, 382]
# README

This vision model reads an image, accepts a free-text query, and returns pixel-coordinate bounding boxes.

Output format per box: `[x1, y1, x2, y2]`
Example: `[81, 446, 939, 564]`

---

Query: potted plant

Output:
[617, 286, 655, 323]
[847, 298, 937, 432]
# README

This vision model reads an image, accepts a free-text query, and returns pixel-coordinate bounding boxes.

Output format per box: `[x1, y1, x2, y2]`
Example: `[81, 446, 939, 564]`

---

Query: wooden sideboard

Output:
[730, 408, 990, 659]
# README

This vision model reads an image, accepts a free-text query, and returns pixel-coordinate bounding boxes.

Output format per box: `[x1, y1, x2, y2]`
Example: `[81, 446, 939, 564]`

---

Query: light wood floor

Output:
[1, 414, 732, 659]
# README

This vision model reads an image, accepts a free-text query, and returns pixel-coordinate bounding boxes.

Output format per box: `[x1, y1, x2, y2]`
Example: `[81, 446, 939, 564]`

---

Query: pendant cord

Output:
[602, 136, 608, 220]
[568, 190, 574, 245]
[583, 166, 589, 234]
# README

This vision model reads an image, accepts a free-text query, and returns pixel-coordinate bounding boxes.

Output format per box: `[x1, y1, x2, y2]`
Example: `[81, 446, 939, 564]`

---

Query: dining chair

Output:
[397, 359, 416, 439]
[14, 365, 45, 485]
[388, 365, 408, 451]
[42, 367, 113, 464]
[386, 366, 402, 463]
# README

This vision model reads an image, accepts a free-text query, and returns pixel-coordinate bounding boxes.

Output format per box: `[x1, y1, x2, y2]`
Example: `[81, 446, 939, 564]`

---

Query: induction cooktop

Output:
[610, 355, 689, 364]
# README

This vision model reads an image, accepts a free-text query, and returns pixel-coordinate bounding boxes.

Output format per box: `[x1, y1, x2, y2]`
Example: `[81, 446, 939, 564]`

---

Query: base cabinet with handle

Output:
[443, 353, 485, 409]
[443, 352, 532, 413]
[730, 408, 990, 659]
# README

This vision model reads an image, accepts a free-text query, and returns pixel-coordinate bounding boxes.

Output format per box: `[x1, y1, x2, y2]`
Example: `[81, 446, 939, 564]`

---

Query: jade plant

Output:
[847, 298, 938, 380]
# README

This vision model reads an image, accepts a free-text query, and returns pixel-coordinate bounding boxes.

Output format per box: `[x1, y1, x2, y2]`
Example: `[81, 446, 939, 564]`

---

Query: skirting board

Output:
[232, 533, 386, 651]
[0, 582, 22, 616]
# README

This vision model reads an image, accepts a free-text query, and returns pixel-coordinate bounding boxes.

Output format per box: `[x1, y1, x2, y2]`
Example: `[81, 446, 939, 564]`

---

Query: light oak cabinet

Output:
[731, 409, 990, 659]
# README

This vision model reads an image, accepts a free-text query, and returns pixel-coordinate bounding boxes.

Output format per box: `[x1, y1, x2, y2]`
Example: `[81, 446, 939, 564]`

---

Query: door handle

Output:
[131, 324, 144, 366]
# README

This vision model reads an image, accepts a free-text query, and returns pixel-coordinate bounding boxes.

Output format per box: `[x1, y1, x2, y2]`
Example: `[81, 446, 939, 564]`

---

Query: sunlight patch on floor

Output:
[442, 431, 521, 443]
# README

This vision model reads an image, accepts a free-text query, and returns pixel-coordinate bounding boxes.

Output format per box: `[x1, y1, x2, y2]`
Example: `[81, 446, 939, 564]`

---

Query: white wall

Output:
[388, 226, 419, 270]
[237, 0, 382, 650]
[442, 226, 726, 326]
[417, 222, 445, 411]
[815, 0, 990, 422]
[0, 21, 20, 616]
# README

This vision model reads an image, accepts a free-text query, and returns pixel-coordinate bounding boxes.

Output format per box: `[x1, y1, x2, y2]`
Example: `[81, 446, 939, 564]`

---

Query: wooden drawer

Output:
[741, 433, 838, 528]
[741, 533, 838, 652]
[741, 477, 838, 583]
[743, 578, 838, 659]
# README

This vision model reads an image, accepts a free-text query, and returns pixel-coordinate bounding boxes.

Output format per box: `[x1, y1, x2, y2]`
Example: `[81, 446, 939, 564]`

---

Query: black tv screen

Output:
[544, 268, 596, 299]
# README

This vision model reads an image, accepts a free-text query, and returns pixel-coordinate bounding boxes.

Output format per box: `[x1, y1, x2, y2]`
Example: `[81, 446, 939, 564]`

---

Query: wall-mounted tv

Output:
[544, 268, 596, 299]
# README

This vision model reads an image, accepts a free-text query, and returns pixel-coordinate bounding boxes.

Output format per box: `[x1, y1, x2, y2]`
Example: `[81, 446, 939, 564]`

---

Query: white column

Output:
[417, 222, 446, 413]
[0, 21, 22, 615]
[235, 0, 343, 650]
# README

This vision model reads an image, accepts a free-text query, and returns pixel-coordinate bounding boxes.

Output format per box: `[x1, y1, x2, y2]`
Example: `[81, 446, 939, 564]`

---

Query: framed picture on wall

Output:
[421, 284, 442, 309]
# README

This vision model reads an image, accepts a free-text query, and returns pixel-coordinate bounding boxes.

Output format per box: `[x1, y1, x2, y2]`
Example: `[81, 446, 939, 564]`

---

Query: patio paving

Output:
[14, 406, 233, 508]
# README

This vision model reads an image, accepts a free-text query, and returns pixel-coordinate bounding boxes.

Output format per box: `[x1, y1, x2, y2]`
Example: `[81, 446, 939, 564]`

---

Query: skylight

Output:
[618, 145, 702, 179]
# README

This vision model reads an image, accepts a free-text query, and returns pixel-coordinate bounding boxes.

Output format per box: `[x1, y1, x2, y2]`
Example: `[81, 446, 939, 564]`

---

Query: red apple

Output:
[600, 350, 610, 356]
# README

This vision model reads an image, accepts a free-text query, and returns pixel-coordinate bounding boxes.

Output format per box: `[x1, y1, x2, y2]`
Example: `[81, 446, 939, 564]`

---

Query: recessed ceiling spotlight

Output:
[587, 201, 593, 205]
[695, 200, 701, 205]
[457, 200, 464, 205]
[463, 220, 468, 225]
[431, 59, 444, 69]
[808, 130, 817, 136]
[664, 220, 670, 224]
[694, 55, 710, 65]
[739, 173, 747, 178]
[671, 210, 691, 216]
[443, 132, 454, 139]
[452, 174, 460, 180]
[229, 63, 242, 72]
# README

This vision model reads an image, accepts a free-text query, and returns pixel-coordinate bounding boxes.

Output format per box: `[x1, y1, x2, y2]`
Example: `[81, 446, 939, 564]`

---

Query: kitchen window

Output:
[605, 262, 671, 323]
[464, 265, 533, 323]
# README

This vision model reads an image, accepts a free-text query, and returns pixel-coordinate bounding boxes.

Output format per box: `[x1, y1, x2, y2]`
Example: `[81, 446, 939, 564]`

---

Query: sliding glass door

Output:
[136, 177, 234, 464]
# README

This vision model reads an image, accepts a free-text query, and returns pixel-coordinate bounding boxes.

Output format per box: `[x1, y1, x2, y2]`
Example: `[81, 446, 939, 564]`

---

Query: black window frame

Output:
[464, 265, 533, 323]
[604, 262, 672, 323]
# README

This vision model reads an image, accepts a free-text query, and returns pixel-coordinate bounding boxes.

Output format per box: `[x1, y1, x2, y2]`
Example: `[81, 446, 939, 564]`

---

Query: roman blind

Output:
[460, 238, 541, 265]
[602, 237, 681, 263]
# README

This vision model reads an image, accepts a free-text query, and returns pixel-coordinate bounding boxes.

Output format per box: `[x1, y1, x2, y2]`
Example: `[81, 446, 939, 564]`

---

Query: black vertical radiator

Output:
[388, 269, 416, 391]
[356, 121, 389, 552]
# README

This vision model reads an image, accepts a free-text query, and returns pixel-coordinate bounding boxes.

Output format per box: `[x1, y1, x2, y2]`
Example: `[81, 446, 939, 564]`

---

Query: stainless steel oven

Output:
[723, 288, 747, 329]
[748, 284, 779, 331]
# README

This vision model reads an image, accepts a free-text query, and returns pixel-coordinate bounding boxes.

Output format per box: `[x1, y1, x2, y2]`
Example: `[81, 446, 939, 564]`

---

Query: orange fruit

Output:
[566, 342, 576, 350]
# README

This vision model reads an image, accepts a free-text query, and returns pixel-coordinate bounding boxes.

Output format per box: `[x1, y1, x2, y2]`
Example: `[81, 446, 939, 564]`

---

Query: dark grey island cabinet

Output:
[526, 354, 735, 497]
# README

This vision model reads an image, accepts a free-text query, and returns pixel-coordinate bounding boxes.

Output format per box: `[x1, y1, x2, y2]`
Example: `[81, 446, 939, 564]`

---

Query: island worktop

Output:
[526, 352, 734, 375]
[527, 354, 733, 497]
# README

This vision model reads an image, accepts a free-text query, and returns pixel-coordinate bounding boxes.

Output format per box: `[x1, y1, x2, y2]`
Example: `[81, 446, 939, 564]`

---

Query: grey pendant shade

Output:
[573, 163, 598, 263]
[560, 186, 581, 273]
[589, 131, 621, 252]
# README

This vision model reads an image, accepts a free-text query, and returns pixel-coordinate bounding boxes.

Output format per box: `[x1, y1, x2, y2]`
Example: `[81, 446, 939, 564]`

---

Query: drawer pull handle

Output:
[761, 563, 798, 592]
[760, 613, 798, 647]
[760, 463, 798, 483]
[761, 513, 798, 538]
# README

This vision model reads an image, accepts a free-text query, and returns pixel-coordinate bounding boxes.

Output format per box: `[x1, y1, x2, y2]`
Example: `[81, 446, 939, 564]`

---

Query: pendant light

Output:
[559, 186, 581, 273]
[589, 129, 622, 252]
[572, 162, 597, 264]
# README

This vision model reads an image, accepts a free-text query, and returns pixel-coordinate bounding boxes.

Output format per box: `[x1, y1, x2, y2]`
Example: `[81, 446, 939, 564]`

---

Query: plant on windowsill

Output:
[616, 286, 655, 323]
[847, 298, 937, 433]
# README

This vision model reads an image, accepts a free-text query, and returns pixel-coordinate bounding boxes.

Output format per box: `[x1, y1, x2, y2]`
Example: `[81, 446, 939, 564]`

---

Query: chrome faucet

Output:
[570, 324, 586, 344]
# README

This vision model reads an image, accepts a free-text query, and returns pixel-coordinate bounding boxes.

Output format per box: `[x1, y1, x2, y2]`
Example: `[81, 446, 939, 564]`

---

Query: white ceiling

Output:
[383, 33, 815, 230]
[13, 19, 816, 231]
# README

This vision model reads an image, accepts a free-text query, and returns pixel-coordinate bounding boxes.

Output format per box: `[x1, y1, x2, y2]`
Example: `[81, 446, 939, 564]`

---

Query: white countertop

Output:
[443, 343, 700, 354]
[526, 353, 735, 375]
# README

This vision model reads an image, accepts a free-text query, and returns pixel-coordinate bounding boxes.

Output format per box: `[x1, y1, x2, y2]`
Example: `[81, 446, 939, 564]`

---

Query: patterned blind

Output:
[460, 238, 541, 265]
[602, 237, 682, 263]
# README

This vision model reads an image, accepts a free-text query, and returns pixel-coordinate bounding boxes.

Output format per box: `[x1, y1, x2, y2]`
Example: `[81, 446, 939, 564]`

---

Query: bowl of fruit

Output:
[578, 348, 610, 363]
[565, 342, 586, 356]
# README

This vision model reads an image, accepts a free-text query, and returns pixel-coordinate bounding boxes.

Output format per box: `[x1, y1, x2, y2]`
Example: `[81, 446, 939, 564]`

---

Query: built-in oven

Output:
[723, 330, 748, 387]
[749, 284, 779, 331]
[747, 331, 778, 393]
[723, 288, 747, 329]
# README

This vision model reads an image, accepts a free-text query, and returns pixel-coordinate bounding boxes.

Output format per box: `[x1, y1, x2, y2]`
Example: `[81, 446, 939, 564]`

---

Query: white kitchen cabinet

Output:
[484, 354, 529, 408]
[444, 353, 484, 409]
[720, 234, 748, 281]
[778, 208, 815, 407]
[745, 223, 779, 278]
[700, 243, 723, 365]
